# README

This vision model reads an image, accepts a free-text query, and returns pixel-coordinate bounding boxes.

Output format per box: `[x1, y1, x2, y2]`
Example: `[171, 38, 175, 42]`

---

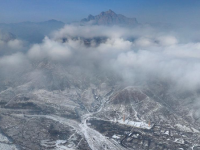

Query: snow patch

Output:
[174, 138, 184, 144]
[112, 134, 121, 139]
[175, 124, 199, 133]
[116, 119, 152, 129]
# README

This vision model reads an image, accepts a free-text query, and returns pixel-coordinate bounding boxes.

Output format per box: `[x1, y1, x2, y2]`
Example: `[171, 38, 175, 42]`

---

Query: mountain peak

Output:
[103, 9, 116, 14]
[107, 9, 115, 13]
[108, 9, 114, 12]
[81, 10, 137, 26]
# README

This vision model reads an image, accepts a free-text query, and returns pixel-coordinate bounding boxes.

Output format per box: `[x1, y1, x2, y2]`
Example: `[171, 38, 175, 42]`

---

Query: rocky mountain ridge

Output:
[81, 9, 138, 26]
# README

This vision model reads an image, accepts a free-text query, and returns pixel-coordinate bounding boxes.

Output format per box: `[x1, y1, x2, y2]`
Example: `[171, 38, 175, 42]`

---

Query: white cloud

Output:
[28, 37, 71, 61]
[0, 24, 200, 92]
[7, 39, 24, 50]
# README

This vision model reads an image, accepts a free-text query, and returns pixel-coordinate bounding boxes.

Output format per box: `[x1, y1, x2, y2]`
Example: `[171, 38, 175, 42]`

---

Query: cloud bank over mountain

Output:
[0, 24, 200, 93]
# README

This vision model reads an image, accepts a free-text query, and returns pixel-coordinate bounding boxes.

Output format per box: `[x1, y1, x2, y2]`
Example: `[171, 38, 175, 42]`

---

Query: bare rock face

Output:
[111, 87, 147, 105]
[81, 9, 138, 26]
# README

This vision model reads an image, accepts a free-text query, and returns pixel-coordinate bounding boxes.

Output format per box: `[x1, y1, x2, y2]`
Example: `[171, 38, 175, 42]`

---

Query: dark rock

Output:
[81, 9, 138, 26]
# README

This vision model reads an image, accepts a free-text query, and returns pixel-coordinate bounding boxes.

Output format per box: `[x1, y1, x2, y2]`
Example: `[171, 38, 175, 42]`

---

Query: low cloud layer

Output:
[0, 31, 26, 57]
[0, 24, 200, 93]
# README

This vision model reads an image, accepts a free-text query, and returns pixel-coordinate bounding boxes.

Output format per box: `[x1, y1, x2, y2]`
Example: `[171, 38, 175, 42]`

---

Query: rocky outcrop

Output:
[81, 9, 138, 26]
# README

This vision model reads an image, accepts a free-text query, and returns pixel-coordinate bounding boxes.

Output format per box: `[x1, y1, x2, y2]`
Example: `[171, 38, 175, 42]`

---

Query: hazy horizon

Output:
[0, 0, 200, 25]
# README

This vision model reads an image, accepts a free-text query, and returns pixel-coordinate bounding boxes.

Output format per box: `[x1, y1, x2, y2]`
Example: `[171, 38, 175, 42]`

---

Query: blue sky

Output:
[0, 0, 200, 24]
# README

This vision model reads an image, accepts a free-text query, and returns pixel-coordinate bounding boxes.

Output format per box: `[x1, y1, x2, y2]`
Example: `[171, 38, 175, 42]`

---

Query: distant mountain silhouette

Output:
[0, 20, 65, 43]
[81, 9, 137, 26]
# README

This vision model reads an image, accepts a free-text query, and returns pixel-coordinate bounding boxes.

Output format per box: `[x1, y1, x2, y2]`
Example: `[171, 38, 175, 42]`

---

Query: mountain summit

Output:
[81, 9, 138, 26]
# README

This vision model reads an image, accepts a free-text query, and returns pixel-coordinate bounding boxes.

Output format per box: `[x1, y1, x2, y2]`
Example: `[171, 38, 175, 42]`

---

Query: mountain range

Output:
[0, 10, 138, 43]
[0, 20, 65, 43]
[1, 10, 199, 150]
[81, 9, 138, 26]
